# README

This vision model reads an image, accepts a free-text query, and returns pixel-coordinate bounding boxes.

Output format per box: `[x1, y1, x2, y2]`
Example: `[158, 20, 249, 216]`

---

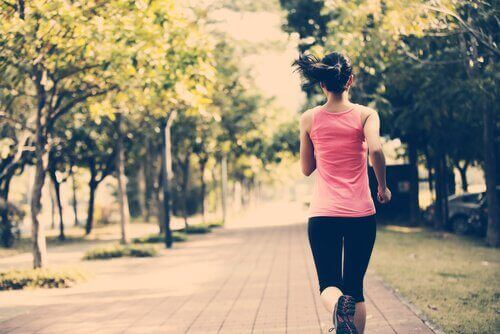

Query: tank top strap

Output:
[310, 107, 323, 139]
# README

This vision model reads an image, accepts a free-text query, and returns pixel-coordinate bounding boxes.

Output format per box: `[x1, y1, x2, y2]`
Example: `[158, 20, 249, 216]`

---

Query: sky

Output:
[210, 8, 305, 114]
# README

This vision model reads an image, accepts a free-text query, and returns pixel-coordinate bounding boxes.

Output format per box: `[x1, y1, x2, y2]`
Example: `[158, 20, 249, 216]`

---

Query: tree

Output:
[69, 112, 116, 235]
[0, 0, 151, 268]
[279, 0, 497, 233]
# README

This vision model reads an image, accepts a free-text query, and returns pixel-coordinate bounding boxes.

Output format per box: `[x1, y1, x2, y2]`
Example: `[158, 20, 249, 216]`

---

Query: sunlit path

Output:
[1, 222, 433, 334]
[225, 199, 309, 229]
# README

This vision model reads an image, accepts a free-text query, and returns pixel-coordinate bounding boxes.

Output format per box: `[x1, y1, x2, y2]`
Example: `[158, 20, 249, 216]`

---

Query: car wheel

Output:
[452, 216, 470, 235]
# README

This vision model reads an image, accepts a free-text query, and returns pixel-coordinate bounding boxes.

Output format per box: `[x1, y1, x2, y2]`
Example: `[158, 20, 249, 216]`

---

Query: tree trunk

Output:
[161, 114, 175, 248]
[49, 178, 56, 229]
[0, 173, 14, 247]
[221, 154, 228, 224]
[115, 114, 130, 244]
[211, 166, 219, 215]
[199, 158, 207, 224]
[424, 147, 434, 197]
[86, 178, 97, 235]
[31, 146, 48, 269]
[484, 107, 499, 247]
[31, 77, 48, 269]
[155, 153, 165, 234]
[181, 153, 191, 229]
[408, 139, 420, 226]
[455, 161, 469, 193]
[49, 170, 65, 241]
[434, 154, 449, 230]
[72, 170, 79, 226]
[143, 136, 154, 222]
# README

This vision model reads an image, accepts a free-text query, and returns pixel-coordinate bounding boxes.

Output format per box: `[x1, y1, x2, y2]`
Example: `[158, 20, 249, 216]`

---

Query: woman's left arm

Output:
[300, 110, 316, 176]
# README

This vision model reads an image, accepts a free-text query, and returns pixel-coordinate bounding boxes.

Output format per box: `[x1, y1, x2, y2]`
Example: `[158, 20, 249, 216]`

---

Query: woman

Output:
[294, 52, 391, 334]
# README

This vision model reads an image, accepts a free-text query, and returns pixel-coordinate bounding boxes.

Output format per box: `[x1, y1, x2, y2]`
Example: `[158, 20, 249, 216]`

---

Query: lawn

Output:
[371, 224, 500, 334]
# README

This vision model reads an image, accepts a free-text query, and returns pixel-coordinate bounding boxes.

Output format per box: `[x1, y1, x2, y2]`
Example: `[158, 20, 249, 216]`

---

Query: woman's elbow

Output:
[301, 165, 315, 176]
[369, 146, 384, 156]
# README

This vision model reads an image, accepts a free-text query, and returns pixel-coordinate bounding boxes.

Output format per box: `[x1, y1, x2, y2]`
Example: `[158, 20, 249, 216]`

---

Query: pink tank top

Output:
[308, 106, 376, 217]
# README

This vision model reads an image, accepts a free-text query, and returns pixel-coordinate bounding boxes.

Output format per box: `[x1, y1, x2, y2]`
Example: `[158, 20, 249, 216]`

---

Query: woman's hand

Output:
[377, 187, 392, 204]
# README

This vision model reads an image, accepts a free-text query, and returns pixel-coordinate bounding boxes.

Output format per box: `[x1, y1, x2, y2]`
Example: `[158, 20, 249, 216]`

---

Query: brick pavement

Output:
[0, 223, 434, 334]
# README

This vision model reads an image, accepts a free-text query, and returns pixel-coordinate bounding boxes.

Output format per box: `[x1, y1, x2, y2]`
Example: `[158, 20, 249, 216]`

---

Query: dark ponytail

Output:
[292, 52, 352, 94]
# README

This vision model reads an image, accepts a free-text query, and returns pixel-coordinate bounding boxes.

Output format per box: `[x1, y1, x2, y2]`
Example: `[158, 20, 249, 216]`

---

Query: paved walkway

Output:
[0, 223, 434, 334]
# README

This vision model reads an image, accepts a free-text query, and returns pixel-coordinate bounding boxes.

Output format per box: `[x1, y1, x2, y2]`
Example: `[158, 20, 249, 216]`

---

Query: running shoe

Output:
[333, 295, 358, 334]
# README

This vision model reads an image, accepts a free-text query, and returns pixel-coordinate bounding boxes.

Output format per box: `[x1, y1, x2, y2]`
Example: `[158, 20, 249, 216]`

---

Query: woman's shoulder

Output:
[301, 105, 323, 118]
[300, 106, 322, 132]
[352, 103, 377, 125]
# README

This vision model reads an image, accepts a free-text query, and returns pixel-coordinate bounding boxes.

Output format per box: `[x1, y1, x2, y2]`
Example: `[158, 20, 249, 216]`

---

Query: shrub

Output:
[0, 199, 24, 247]
[0, 268, 85, 290]
[132, 232, 187, 244]
[181, 224, 212, 234]
[208, 220, 224, 228]
[83, 244, 157, 260]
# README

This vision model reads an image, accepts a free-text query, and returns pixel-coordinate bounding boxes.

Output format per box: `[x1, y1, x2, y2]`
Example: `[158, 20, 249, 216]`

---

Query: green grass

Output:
[83, 244, 157, 260]
[207, 220, 224, 228]
[0, 268, 85, 290]
[180, 224, 212, 234]
[132, 231, 187, 244]
[371, 225, 500, 334]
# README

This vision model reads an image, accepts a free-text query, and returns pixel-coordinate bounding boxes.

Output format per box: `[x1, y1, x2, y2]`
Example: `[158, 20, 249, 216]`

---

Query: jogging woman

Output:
[294, 52, 391, 334]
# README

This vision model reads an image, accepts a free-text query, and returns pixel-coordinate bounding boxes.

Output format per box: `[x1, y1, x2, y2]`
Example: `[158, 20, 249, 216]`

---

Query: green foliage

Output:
[83, 244, 157, 260]
[0, 200, 24, 247]
[0, 268, 85, 290]
[208, 220, 224, 228]
[280, 0, 497, 168]
[222, 0, 281, 12]
[132, 232, 187, 244]
[180, 224, 212, 234]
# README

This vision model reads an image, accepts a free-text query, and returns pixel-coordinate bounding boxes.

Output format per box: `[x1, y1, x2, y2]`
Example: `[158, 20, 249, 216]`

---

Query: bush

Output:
[83, 244, 157, 260]
[132, 232, 187, 244]
[0, 268, 85, 290]
[0, 199, 24, 247]
[208, 220, 224, 228]
[181, 224, 212, 234]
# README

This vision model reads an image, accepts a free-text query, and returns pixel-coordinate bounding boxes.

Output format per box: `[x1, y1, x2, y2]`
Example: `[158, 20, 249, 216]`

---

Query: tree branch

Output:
[49, 86, 116, 126]
[423, 4, 500, 57]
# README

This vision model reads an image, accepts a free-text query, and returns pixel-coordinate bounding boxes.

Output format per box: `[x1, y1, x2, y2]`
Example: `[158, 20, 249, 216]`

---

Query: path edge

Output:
[371, 273, 447, 334]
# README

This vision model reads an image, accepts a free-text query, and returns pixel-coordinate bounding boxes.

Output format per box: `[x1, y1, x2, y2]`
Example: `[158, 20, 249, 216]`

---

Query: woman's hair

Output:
[292, 52, 353, 94]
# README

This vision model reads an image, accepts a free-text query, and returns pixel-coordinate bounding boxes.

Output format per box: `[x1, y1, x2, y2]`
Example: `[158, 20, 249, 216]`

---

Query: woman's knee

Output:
[319, 283, 343, 295]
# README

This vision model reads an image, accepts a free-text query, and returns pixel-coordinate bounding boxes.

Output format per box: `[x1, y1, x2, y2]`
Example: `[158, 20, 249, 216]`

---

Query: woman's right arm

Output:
[299, 110, 316, 176]
[363, 110, 391, 203]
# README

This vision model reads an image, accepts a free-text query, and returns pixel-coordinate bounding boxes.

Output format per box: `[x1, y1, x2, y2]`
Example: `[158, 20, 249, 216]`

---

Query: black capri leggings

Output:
[307, 215, 377, 303]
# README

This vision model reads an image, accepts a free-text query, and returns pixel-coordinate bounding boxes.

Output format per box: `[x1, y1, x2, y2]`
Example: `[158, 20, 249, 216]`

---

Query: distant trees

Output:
[1, 0, 134, 267]
[0, 0, 293, 267]
[280, 0, 499, 244]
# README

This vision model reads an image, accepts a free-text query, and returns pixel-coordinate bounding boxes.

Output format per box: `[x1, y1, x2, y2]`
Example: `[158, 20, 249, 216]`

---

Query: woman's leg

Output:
[354, 302, 367, 333]
[342, 215, 377, 333]
[320, 286, 343, 314]
[307, 217, 343, 314]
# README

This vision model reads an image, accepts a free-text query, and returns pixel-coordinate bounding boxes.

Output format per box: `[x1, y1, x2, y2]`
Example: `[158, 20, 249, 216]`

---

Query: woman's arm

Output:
[300, 111, 316, 176]
[363, 110, 391, 203]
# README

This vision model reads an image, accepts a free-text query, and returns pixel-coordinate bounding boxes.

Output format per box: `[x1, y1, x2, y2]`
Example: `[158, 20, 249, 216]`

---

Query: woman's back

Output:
[308, 104, 375, 217]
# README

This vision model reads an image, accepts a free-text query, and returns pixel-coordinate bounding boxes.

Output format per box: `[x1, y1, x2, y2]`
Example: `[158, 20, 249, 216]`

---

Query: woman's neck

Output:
[324, 91, 351, 109]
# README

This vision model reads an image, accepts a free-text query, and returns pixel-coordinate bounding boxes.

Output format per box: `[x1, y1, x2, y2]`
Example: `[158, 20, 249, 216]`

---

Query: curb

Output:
[372, 274, 447, 334]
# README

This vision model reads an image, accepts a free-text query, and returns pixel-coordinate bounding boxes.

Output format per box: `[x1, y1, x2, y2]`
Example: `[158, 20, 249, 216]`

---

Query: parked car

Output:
[424, 192, 485, 235]
[467, 187, 500, 237]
